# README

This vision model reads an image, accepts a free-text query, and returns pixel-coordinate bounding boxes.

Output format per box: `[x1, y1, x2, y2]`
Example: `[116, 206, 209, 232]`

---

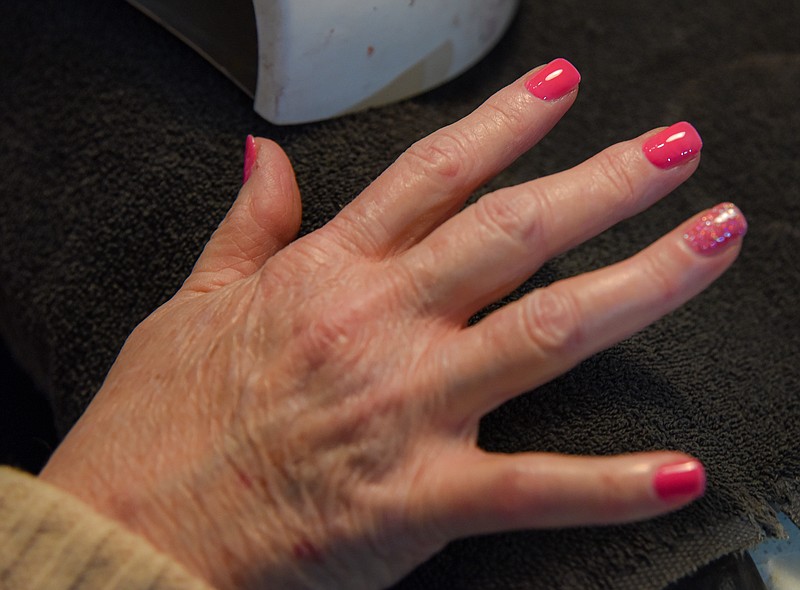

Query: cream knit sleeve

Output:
[0, 467, 212, 590]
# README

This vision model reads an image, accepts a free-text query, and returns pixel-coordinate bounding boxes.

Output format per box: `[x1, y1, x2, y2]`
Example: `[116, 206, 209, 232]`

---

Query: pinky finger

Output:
[425, 450, 706, 538]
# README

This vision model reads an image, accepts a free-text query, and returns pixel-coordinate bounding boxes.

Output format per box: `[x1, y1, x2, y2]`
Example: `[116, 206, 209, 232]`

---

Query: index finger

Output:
[330, 59, 582, 257]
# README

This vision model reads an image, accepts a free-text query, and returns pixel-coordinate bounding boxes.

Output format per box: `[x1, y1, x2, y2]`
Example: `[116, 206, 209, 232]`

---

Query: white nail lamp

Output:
[128, 0, 520, 124]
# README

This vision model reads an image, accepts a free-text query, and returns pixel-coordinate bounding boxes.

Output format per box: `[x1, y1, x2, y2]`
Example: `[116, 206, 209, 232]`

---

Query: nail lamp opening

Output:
[127, 0, 520, 124]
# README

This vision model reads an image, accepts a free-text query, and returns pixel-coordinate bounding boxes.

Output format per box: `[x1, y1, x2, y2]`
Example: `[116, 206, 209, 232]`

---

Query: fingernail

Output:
[683, 202, 748, 255]
[653, 459, 706, 501]
[243, 135, 257, 184]
[642, 122, 702, 169]
[525, 58, 581, 101]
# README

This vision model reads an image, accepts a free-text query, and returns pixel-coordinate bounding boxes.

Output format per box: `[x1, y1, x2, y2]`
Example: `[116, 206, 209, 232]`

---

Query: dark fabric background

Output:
[1, 0, 798, 588]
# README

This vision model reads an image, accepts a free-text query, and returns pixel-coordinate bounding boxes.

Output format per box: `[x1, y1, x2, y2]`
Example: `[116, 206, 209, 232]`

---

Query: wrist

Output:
[40, 422, 296, 590]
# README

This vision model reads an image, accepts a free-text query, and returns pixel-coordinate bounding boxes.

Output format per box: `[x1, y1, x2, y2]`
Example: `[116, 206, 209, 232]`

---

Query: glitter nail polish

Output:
[525, 58, 581, 101]
[653, 459, 706, 501]
[642, 122, 702, 169]
[683, 202, 748, 255]
[243, 135, 257, 184]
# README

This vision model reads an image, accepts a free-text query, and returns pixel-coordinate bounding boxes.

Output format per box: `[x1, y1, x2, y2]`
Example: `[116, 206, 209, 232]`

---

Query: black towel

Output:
[1, 0, 798, 588]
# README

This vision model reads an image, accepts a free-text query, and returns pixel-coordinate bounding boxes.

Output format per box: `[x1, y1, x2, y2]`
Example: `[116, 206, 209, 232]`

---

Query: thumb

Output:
[183, 136, 302, 294]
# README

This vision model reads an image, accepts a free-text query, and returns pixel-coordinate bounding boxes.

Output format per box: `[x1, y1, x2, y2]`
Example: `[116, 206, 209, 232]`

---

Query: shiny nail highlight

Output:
[653, 460, 706, 501]
[683, 202, 748, 255]
[642, 122, 702, 169]
[525, 58, 581, 101]
[243, 135, 257, 184]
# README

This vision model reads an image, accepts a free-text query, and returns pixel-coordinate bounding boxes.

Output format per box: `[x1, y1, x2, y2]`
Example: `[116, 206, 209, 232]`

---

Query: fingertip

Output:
[652, 457, 707, 506]
[242, 137, 303, 239]
[524, 58, 581, 102]
[243, 136, 291, 183]
[642, 121, 703, 170]
[243, 134, 257, 184]
[681, 202, 748, 257]
[182, 137, 302, 293]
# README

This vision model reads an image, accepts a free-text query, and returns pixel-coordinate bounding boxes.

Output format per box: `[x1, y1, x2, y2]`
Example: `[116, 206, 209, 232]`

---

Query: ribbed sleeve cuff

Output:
[0, 467, 212, 590]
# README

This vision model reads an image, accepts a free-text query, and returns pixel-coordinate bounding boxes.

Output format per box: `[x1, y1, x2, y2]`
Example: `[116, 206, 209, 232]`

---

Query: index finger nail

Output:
[525, 58, 581, 101]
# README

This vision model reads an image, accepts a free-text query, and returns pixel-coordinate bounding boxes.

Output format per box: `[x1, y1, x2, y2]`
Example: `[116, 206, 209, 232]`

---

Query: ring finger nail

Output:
[643, 122, 703, 169]
[525, 58, 581, 101]
[683, 202, 748, 254]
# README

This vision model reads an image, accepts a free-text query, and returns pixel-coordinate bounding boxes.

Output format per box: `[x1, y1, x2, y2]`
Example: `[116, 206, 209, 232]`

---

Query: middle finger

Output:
[399, 122, 703, 319]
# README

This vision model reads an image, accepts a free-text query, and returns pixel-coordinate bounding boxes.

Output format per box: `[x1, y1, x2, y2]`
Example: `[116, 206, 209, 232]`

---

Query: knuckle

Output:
[473, 185, 552, 249]
[403, 129, 471, 182]
[488, 464, 551, 525]
[520, 288, 584, 355]
[592, 147, 640, 210]
[518, 183, 556, 248]
[491, 465, 532, 516]
[396, 254, 439, 314]
[638, 250, 682, 305]
[592, 470, 637, 520]
[305, 312, 354, 352]
[473, 192, 523, 243]
[293, 270, 412, 372]
[296, 300, 366, 370]
[597, 470, 627, 503]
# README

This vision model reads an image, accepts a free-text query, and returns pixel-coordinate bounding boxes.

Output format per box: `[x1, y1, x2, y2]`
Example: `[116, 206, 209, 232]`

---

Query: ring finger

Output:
[441, 202, 747, 419]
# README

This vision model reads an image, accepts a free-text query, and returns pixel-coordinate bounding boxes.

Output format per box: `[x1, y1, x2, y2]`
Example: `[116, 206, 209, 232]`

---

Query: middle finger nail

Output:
[642, 122, 703, 169]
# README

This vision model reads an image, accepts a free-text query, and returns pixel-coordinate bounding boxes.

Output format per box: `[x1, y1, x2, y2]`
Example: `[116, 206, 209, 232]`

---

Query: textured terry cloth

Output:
[0, 0, 799, 588]
[0, 467, 211, 589]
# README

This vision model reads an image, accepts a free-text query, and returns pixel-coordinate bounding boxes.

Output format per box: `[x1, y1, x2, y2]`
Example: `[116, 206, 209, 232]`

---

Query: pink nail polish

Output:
[525, 58, 581, 101]
[683, 202, 748, 255]
[243, 135, 257, 184]
[653, 460, 706, 501]
[642, 122, 702, 169]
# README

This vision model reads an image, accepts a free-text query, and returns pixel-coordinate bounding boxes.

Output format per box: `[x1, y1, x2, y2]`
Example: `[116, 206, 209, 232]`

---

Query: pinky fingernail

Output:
[243, 135, 257, 184]
[683, 202, 748, 255]
[654, 460, 706, 501]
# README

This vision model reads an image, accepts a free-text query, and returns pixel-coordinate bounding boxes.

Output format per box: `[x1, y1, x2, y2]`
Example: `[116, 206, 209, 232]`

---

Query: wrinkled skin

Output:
[40, 65, 742, 589]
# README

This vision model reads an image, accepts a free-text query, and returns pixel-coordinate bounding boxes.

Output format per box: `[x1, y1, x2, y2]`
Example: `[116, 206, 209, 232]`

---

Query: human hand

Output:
[40, 59, 746, 589]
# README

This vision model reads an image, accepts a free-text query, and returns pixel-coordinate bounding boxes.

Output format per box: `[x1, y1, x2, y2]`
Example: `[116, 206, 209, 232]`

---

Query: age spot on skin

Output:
[233, 465, 252, 489]
[293, 539, 322, 562]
